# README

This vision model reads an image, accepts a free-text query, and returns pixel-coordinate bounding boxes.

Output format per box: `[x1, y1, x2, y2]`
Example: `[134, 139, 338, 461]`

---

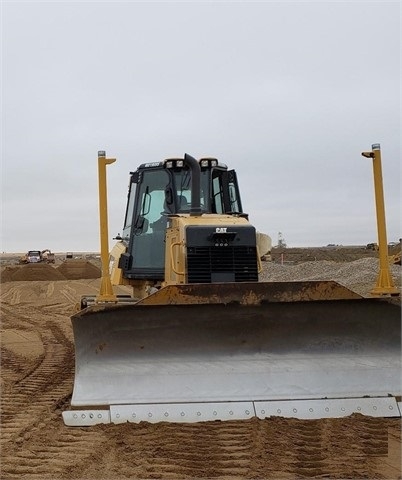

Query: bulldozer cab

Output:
[118, 158, 243, 281]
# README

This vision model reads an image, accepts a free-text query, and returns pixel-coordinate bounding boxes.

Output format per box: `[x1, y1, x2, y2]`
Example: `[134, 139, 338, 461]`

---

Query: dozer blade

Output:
[63, 282, 401, 426]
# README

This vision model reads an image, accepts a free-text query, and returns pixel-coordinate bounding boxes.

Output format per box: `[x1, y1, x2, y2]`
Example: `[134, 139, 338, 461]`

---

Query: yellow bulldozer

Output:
[63, 151, 401, 426]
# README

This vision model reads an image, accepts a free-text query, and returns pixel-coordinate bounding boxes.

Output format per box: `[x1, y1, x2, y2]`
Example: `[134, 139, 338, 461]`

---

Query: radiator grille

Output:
[187, 246, 258, 283]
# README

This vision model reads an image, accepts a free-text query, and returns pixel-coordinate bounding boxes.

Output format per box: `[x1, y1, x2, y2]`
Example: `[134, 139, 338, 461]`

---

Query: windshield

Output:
[172, 169, 209, 212]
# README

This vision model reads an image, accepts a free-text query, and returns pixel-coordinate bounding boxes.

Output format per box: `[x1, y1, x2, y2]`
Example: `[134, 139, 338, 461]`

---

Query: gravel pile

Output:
[260, 257, 401, 297]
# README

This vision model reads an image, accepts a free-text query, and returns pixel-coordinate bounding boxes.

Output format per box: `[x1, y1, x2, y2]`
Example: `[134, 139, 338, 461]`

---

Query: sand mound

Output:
[1, 266, 19, 283]
[1, 260, 101, 282]
[5, 264, 66, 282]
[56, 260, 101, 280]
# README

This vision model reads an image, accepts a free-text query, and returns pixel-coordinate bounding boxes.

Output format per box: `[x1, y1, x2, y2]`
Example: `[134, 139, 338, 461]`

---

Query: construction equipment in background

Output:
[388, 240, 402, 266]
[366, 241, 401, 265]
[63, 151, 401, 427]
[389, 248, 401, 266]
[19, 249, 55, 264]
[391, 251, 401, 265]
[19, 250, 42, 264]
[41, 249, 55, 263]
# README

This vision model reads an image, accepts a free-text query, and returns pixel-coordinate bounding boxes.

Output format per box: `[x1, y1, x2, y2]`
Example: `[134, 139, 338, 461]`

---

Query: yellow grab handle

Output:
[170, 241, 185, 276]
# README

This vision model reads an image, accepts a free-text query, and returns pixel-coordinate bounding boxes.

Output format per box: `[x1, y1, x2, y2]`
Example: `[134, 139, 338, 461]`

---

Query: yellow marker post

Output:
[361, 144, 399, 296]
[96, 151, 117, 303]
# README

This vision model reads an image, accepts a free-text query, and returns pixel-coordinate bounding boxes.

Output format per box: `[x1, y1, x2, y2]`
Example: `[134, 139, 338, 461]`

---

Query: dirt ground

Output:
[1, 250, 401, 479]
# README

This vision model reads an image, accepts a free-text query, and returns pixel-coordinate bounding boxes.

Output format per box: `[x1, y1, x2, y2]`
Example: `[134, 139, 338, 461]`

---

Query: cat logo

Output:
[215, 227, 227, 233]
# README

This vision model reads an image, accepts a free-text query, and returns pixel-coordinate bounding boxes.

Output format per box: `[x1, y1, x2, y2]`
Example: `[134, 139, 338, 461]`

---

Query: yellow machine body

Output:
[168, 214, 259, 286]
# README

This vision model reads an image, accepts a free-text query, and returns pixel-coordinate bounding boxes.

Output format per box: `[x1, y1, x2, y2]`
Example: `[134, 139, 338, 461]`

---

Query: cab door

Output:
[120, 168, 171, 280]
[211, 169, 243, 214]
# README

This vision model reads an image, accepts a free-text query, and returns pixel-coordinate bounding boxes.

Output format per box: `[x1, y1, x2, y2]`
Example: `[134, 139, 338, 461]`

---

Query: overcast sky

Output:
[2, 1, 400, 253]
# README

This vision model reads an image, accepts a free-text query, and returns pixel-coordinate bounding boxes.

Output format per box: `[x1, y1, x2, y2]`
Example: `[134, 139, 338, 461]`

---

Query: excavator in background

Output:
[63, 151, 401, 426]
[41, 249, 55, 263]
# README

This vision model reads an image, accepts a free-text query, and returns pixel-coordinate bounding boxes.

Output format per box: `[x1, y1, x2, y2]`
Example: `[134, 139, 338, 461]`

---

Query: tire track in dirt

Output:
[141, 421, 253, 478]
[1, 284, 22, 304]
[1, 325, 74, 443]
[292, 421, 327, 478]
[90, 422, 252, 479]
[1, 345, 45, 386]
[58, 416, 402, 479]
[248, 416, 327, 478]
[64, 420, 256, 480]
[1, 300, 108, 480]
[320, 415, 392, 479]
[2, 422, 108, 480]
[1, 280, 114, 480]
[1, 302, 39, 328]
